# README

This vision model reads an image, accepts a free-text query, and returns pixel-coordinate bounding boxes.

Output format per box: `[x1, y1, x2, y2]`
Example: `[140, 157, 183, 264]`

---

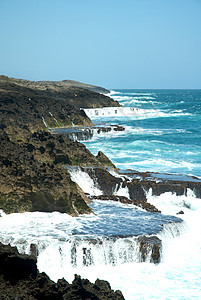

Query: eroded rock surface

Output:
[0, 78, 118, 215]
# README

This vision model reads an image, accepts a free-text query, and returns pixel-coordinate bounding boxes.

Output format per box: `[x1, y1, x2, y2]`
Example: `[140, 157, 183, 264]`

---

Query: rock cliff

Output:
[0, 77, 117, 215]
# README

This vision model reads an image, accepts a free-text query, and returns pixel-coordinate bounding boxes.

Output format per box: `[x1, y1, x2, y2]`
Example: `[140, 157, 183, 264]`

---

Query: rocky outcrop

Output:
[96, 151, 117, 170]
[0, 129, 109, 215]
[81, 168, 201, 213]
[0, 76, 119, 112]
[0, 242, 125, 299]
[127, 177, 201, 202]
[85, 168, 122, 195]
[0, 77, 121, 215]
[0, 80, 93, 132]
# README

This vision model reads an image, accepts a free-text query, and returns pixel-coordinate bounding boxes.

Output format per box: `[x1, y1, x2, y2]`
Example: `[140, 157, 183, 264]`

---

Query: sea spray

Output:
[67, 166, 102, 196]
[0, 190, 200, 299]
[67, 166, 130, 198]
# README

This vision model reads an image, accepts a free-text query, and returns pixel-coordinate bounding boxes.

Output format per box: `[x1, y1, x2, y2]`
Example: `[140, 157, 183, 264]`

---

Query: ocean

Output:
[84, 89, 201, 178]
[0, 89, 201, 299]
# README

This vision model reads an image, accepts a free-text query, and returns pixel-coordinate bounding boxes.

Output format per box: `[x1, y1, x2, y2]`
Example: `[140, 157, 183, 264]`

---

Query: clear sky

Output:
[0, 0, 201, 89]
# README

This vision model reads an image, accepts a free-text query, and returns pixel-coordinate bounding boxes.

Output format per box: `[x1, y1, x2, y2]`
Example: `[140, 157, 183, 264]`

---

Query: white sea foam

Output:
[42, 116, 48, 128]
[113, 182, 130, 198]
[68, 167, 102, 196]
[146, 188, 201, 217]
[124, 125, 188, 136]
[0, 191, 200, 299]
[68, 167, 131, 198]
[83, 107, 192, 121]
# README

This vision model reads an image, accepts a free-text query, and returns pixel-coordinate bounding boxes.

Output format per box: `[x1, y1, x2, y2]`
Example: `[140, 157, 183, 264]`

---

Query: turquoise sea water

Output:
[83, 89, 201, 178]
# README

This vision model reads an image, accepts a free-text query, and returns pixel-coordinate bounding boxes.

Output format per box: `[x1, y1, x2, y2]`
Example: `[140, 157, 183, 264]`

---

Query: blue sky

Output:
[0, 0, 201, 89]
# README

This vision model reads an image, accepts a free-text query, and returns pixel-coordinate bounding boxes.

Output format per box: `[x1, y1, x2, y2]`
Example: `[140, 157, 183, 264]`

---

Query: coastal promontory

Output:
[0, 76, 118, 215]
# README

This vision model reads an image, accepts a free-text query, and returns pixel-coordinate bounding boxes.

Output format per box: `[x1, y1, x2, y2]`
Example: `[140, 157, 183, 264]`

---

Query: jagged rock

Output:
[0, 242, 37, 284]
[0, 130, 95, 215]
[0, 78, 122, 215]
[83, 168, 122, 195]
[82, 168, 201, 213]
[96, 151, 117, 169]
[177, 210, 184, 215]
[0, 242, 125, 299]
[30, 244, 39, 257]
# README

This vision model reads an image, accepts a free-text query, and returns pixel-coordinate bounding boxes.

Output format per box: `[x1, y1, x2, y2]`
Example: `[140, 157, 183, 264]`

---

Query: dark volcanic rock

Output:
[0, 242, 125, 299]
[0, 242, 37, 284]
[0, 80, 94, 132]
[96, 151, 117, 169]
[82, 168, 201, 213]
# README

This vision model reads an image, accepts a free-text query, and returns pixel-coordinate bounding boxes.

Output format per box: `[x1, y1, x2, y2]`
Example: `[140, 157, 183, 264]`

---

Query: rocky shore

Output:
[77, 166, 201, 214]
[0, 77, 119, 215]
[1, 76, 201, 298]
[0, 242, 124, 299]
[0, 76, 125, 298]
[1, 76, 200, 217]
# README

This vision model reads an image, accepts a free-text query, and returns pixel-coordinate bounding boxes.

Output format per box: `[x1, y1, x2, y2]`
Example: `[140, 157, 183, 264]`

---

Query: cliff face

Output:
[0, 77, 116, 215]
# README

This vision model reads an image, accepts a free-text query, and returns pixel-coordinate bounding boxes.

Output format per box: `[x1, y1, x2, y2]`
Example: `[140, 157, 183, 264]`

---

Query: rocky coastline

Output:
[1, 76, 201, 298]
[0, 77, 120, 215]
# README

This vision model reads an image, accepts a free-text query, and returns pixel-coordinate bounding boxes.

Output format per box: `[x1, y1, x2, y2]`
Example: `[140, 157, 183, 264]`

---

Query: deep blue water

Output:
[83, 89, 201, 178]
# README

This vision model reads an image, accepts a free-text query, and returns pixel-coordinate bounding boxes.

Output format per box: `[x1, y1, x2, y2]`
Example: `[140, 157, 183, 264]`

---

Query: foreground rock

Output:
[0, 242, 124, 299]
